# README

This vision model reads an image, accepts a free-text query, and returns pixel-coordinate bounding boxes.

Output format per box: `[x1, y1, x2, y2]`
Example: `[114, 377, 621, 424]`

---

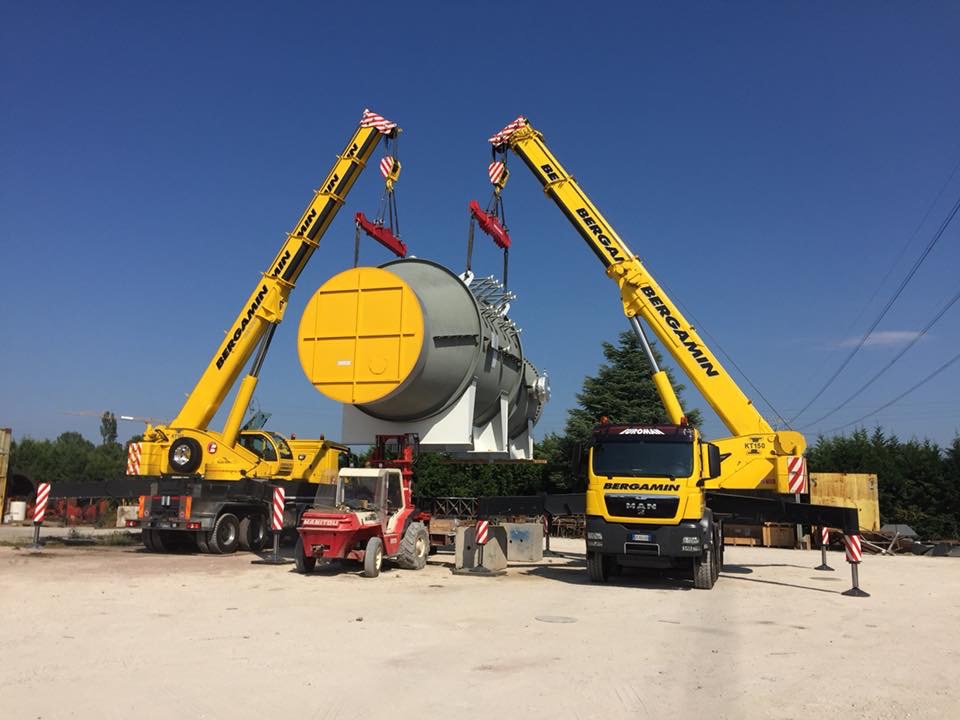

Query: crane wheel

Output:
[207, 513, 240, 554]
[294, 536, 316, 574]
[167, 437, 202, 474]
[363, 536, 384, 578]
[586, 551, 610, 582]
[693, 546, 716, 590]
[397, 522, 429, 570]
[239, 515, 267, 552]
[196, 530, 210, 553]
[142, 529, 156, 552]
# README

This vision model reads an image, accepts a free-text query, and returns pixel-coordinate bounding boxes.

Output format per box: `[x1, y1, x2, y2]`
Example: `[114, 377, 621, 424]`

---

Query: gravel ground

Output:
[1, 537, 957, 719]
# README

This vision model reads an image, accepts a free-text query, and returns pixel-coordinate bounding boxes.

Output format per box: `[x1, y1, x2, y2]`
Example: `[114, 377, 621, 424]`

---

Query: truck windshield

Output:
[312, 482, 338, 509]
[592, 441, 693, 479]
[339, 475, 380, 510]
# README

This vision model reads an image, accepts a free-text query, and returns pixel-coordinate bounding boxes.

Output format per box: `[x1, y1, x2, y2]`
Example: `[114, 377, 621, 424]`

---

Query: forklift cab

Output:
[325, 468, 404, 522]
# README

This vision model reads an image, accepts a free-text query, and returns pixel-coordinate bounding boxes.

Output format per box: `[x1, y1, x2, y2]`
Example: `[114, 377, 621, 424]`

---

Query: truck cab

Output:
[583, 423, 722, 585]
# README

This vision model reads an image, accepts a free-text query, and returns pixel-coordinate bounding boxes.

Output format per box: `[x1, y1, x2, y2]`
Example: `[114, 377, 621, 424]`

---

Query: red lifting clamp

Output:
[355, 212, 407, 258]
[468, 200, 511, 250]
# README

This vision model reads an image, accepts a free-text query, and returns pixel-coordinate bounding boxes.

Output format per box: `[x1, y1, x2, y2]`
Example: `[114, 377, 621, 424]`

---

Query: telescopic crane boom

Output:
[488, 117, 805, 493]
[129, 109, 400, 556]
[172, 109, 400, 438]
[486, 116, 846, 589]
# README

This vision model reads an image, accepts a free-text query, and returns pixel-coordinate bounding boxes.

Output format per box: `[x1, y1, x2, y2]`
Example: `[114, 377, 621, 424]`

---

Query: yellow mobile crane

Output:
[128, 109, 401, 554]
[487, 117, 859, 588]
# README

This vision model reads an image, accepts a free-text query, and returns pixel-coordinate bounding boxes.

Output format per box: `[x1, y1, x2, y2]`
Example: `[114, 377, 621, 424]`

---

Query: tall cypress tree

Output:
[562, 330, 701, 444]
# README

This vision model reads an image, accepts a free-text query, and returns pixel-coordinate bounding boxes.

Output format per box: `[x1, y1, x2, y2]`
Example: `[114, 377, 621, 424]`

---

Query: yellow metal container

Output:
[809, 472, 880, 532]
[297, 266, 425, 404]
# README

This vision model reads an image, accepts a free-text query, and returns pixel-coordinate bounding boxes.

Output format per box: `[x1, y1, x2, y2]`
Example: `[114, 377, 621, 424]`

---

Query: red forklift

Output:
[295, 435, 430, 577]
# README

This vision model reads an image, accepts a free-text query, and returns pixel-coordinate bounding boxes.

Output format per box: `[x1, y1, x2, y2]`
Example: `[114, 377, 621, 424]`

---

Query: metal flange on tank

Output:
[296, 258, 549, 458]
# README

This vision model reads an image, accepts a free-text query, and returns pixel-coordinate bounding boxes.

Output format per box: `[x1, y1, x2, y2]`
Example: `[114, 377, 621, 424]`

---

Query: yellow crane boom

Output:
[172, 110, 399, 434]
[489, 116, 804, 492]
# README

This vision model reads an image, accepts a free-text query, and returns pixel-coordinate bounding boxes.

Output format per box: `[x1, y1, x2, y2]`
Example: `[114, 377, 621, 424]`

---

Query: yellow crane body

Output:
[128, 109, 398, 554]
[492, 117, 812, 587]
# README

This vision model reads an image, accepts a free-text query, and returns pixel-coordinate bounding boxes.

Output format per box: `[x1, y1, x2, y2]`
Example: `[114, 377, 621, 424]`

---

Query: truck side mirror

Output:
[706, 443, 722, 480]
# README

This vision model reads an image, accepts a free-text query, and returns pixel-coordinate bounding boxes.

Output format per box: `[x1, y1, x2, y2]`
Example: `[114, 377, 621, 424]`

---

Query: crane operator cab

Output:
[237, 431, 294, 475]
[581, 423, 723, 583]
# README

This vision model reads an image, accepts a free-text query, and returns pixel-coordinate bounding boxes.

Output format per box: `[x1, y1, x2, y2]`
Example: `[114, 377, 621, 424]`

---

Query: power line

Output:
[790, 187, 960, 422]
[797, 153, 960, 392]
[823, 349, 960, 435]
[802, 286, 960, 429]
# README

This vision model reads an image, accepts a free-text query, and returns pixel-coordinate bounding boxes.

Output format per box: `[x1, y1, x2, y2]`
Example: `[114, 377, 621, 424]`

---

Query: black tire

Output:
[586, 551, 610, 583]
[142, 529, 156, 552]
[196, 530, 210, 553]
[711, 529, 721, 583]
[167, 437, 202, 474]
[158, 530, 185, 551]
[693, 546, 716, 590]
[294, 536, 316, 574]
[207, 513, 240, 554]
[363, 536, 384, 578]
[239, 515, 267, 552]
[397, 521, 429, 570]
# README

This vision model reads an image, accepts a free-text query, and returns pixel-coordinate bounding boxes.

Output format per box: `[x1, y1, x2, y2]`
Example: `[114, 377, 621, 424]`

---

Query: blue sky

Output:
[2, 2, 959, 449]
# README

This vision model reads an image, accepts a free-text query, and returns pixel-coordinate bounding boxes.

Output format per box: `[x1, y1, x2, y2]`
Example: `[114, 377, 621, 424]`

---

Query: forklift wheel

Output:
[397, 522, 429, 570]
[294, 536, 316, 574]
[363, 536, 384, 578]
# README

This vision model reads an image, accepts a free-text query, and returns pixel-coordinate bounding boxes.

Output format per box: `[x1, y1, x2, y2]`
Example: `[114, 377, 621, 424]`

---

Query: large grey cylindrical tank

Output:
[297, 258, 548, 445]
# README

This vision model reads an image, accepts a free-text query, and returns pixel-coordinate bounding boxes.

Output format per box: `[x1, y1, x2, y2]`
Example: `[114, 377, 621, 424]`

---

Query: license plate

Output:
[630, 533, 654, 542]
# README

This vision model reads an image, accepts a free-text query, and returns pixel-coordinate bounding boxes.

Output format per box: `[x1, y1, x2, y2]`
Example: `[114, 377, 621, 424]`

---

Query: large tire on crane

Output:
[693, 545, 716, 590]
[196, 530, 210, 553]
[397, 521, 429, 570]
[294, 536, 316, 574]
[363, 536, 384, 578]
[142, 529, 157, 552]
[207, 513, 240, 555]
[239, 514, 267, 552]
[167, 437, 202, 474]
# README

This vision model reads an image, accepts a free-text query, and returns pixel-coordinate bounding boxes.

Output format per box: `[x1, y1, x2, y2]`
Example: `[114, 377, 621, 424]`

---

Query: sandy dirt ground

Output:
[1, 536, 957, 720]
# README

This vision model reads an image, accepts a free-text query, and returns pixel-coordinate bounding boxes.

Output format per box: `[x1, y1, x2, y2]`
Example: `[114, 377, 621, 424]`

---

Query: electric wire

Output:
[790, 187, 960, 422]
[797, 152, 960, 390]
[823, 349, 960, 435]
[802, 286, 960, 429]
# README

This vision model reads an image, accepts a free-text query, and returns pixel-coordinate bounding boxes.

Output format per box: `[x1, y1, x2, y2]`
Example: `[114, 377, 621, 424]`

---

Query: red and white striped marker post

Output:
[31, 482, 51, 549]
[454, 519, 505, 577]
[815, 526, 834, 571]
[476, 520, 490, 545]
[841, 533, 870, 597]
[251, 486, 293, 566]
[269, 487, 285, 562]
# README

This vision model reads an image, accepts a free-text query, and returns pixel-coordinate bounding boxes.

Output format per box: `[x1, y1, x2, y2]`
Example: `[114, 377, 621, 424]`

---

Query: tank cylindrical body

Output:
[297, 259, 546, 441]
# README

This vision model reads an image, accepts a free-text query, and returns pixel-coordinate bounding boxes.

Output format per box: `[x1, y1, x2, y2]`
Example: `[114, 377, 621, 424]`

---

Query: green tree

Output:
[562, 330, 700, 445]
[531, 331, 702, 491]
[807, 428, 960, 539]
[99, 411, 118, 446]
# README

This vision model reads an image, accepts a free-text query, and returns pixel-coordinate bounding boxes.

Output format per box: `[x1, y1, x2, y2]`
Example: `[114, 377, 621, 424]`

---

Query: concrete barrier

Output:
[502, 522, 544, 562]
[455, 525, 508, 571]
